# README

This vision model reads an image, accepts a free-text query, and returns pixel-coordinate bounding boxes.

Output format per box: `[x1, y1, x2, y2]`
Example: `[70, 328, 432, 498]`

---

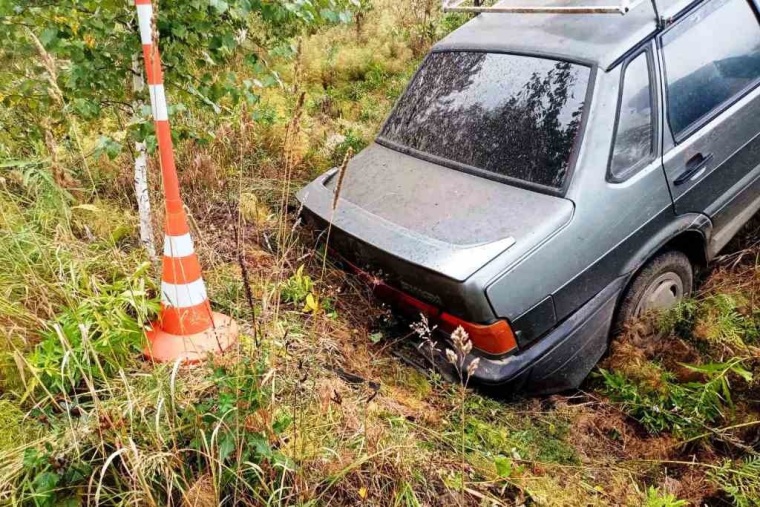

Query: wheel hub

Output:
[635, 272, 684, 316]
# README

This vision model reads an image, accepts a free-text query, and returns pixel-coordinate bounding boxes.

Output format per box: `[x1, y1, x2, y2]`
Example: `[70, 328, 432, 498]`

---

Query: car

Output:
[297, 0, 760, 394]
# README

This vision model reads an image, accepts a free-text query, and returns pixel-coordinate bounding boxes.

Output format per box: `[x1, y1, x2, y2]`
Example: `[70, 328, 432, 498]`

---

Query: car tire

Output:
[614, 250, 693, 332]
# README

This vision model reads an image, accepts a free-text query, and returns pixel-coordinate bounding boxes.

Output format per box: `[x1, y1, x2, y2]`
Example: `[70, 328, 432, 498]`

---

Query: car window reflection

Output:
[380, 52, 590, 189]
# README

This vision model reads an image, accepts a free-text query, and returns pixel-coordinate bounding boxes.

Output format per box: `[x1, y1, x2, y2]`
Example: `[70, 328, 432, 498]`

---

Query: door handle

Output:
[674, 152, 713, 186]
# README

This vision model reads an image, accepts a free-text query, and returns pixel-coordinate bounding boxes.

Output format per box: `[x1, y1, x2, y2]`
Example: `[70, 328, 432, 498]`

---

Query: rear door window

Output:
[379, 52, 591, 190]
[661, 0, 760, 139]
[609, 51, 654, 180]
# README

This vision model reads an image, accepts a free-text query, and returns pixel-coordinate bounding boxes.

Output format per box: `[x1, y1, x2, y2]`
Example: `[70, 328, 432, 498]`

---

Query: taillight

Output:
[438, 312, 517, 356]
[373, 282, 439, 316]
[340, 255, 517, 356]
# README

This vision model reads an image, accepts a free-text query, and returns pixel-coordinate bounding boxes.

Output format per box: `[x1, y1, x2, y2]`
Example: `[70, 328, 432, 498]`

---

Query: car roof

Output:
[433, 0, 697, 70]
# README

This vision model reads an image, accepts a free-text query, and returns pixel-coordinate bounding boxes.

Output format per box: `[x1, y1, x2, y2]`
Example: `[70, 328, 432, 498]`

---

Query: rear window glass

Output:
[379, 52, 591, 189]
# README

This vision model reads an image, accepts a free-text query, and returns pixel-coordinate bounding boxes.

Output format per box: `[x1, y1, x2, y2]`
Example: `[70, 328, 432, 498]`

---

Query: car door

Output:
[658, 0, 760, 254]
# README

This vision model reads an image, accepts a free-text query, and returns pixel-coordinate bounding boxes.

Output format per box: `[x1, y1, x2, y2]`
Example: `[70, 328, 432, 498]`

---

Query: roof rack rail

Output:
[442, 0, 647, 15]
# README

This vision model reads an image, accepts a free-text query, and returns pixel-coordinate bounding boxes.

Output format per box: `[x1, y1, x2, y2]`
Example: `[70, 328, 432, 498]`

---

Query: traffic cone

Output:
[144, 206, 238, 362]
[135, 0, 237, 362]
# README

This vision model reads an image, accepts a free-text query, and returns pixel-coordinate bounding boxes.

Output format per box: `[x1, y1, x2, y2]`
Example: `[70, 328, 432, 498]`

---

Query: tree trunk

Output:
[134, 140, 156, 258]
[133, 54, 157, 259]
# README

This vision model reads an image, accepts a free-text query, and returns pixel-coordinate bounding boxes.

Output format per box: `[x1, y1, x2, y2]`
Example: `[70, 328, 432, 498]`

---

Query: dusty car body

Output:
[298, 0, 760, 394]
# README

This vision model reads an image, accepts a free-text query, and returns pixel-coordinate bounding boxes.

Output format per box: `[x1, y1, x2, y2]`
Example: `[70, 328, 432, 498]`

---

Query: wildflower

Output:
[467, 357, 480, 377]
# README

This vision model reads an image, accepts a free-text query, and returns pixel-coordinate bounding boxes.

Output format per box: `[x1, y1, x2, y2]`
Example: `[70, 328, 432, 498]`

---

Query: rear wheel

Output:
[614, 250, 693, 331]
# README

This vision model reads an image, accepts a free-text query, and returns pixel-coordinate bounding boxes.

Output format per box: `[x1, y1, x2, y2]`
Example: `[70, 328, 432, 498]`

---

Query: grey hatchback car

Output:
[298, 0, 760, 394]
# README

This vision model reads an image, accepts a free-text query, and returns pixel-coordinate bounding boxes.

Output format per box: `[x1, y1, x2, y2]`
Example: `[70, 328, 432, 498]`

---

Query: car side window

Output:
[609, 52, 653, 180]
[661, 0, 760, 140]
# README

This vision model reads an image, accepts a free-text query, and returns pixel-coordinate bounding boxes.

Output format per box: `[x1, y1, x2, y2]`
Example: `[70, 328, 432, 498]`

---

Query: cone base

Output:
[144, 312, 238, 363]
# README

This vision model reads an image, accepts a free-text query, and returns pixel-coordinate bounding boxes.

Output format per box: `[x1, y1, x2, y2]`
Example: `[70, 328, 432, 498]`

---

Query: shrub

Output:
[330, 129, 367, 166]
[695, 294, 759, 349]
[27, 262, 159, 396]
[281, 265, 314, 306]
[645, 486, 688, 507]
[600, 359, 752, 439]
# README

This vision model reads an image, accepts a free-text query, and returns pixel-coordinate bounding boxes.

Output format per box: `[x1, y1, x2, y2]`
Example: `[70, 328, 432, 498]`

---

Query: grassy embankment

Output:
[1, 2, 759, 505]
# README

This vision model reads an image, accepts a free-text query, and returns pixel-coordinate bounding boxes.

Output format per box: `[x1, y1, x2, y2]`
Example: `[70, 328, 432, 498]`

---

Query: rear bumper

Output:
[433, 276, 625, 395]
[300, 208, 499, 323]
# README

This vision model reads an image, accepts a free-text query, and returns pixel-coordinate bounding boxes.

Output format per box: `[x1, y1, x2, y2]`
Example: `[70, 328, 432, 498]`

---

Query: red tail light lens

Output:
[438, 312, 517, 356]
[342, 258, 517, 356]
[373, 282, 439, 317]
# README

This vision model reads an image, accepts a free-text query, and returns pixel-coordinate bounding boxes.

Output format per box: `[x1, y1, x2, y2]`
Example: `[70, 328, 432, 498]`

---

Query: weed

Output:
[662, 292, 759, 351]
[694, 293, 759, 349]
[3, 350, 288, 505]
[456, 396, 578, 466]
[600, 359, 752, 438]
[19, 444, 94, 507]
[281, 265, 315, 306]
[192, 357, 294, 496]
[410, 313, 439, 365]
[394, 481, 422, 507]
[659, 298, 699, 339]
[26, 262, 158, 397]
[279, 264, 336, 315]
[645, 486, 689, 507]
[709, 456, 760, 506]
[204, 263, 252, 320]
[0, 400, 37, 451]
[442, 326, 482, 496]
[510, 424, 577, 465]
[330, 129, 367, 167]
[238, 191, 273, 229]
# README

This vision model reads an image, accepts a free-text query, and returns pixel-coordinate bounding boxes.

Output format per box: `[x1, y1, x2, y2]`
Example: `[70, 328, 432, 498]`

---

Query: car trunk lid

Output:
[297, 143, 573, 283]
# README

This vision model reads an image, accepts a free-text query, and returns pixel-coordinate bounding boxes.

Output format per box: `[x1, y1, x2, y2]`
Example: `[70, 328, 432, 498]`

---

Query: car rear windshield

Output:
[379, 51, 591, 190]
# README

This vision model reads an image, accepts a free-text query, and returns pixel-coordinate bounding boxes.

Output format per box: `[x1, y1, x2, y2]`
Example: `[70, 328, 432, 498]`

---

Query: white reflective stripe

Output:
[149, 84, 168, 121]
[136, 4, 153, 45]
[164, 233, 194, 257]
[161, 279, 208, 308]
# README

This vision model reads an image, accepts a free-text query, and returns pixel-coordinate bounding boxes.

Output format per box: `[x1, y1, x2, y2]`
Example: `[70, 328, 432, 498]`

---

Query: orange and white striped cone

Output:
[135, 0, 237, 362]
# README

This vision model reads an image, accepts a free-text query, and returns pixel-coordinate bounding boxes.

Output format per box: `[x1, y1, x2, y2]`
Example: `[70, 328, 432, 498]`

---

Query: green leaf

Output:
[62, 461, 93, 484]
[94, 136, 122, 160]
[210, 0, 229, 13]
[171, 24, 188, 39]
[729, 363, 753, 383]
[31, 471, 60, 506]
[218, 433, 236, 463]
[39, 28, 58, 46]
[272, 413, 293, 434]
[247, 432, 272, 459]
[494, 455, 513, 478]
[72, 98, 100, 119]
[22, 448, 45, 469]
